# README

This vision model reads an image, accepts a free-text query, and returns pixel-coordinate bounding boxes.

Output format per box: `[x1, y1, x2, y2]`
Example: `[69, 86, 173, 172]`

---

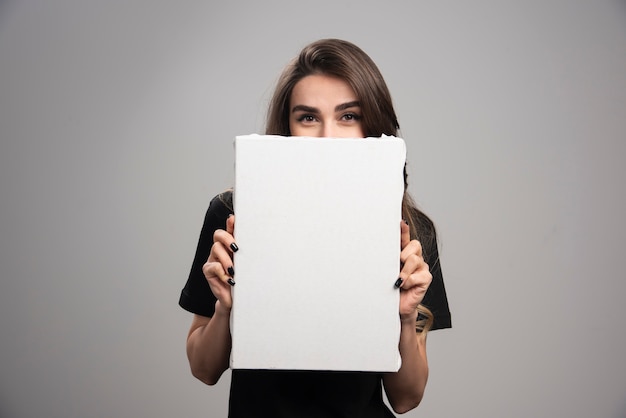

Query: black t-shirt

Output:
[179, 191, 452, 417]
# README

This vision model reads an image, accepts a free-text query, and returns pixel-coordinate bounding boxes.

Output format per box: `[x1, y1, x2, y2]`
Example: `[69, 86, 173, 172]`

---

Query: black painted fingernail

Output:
[403, 219, 409, 225]
[230, 243, 239, 252]
[227, 278, 236, 286]
[394, 278, 403, 288]
[227, 266, 235, 276]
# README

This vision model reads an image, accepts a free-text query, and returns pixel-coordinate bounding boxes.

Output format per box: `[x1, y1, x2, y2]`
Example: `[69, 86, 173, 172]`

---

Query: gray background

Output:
[1, 1, 625, 417]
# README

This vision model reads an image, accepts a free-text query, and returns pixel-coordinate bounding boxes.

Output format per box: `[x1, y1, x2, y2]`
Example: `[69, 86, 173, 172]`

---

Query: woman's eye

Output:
[297, 114, 317, 123]
[342, 113, 361, 122]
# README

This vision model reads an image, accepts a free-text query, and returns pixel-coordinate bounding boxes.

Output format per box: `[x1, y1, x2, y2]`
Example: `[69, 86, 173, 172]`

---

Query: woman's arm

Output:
[383, 221, 433, 413]
[186, 215, 237, 385]
[383, 315, 428, 413]
[186, 306, 232, 385]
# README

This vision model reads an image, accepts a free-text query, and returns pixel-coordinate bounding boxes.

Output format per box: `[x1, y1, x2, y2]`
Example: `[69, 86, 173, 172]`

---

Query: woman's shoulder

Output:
[198, 189, 233, 232]
[208, 189, 233, 215]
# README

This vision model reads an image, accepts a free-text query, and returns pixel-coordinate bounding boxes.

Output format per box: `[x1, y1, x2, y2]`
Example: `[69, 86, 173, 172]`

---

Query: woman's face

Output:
[289, 74, 364, 138]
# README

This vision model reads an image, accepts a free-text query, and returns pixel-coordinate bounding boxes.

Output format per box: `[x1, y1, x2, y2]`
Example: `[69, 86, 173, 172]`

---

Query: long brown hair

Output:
[266, 38, 398, 138]
[264, 39, 437, 333]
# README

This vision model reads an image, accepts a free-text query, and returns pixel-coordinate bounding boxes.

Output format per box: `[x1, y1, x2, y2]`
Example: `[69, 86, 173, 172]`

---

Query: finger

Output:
[202, 259, 229, 283]
[205, 258, 236, 287]
[398, 252, 427, 287]
[225, 215, 238, 255]
[209, 240, 233, 268]
[226, 214, 235, 236]
[400, 260, 431, 290]
[400, 239, 423, 265]
[214, 228, 239, 253]
[399, 253, 420, 280]
[398, 242, 430, 288]
[400, 220, 411, 250]
[396, 229, 417, 289]
[396, 244, 424, 288]
[398, 272, 431, 314]
[202, 260, 235, 304]
[208, 240, 237, 285]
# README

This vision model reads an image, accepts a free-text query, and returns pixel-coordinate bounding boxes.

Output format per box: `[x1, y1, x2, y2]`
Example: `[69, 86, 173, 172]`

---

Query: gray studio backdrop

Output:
[1, 1, 625, 417]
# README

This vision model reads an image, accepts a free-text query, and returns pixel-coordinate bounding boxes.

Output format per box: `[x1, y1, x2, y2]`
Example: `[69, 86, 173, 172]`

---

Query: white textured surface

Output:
[231, 135, 404, 371]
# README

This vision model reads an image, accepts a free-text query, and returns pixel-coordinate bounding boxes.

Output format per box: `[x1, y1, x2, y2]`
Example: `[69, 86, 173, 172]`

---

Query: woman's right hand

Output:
[202, 215, 237, 310]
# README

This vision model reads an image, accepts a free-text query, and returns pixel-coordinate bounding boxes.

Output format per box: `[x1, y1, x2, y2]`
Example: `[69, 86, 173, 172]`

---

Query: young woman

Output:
[179, 38, 451, 417]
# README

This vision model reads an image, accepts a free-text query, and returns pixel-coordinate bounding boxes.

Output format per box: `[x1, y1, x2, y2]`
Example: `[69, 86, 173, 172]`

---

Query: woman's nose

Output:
[322, 123, 337, 138]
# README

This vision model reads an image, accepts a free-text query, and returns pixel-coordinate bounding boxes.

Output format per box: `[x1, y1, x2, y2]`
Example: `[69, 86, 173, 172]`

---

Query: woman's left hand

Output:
[397, 221, 432, 321]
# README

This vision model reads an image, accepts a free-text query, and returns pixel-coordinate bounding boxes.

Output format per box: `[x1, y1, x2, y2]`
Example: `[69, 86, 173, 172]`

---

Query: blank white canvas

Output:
[231, 134, 406, 372]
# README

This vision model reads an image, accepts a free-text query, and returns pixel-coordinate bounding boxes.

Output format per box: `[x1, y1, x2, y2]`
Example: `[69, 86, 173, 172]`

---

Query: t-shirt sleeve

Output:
[421, 240, 452, 330]
[178, 193, 232, 317]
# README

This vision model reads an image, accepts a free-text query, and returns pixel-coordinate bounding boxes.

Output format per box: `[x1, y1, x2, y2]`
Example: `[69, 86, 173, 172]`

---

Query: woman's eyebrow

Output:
[291, 105, 319, 113]
[335, 101, 360, 112]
